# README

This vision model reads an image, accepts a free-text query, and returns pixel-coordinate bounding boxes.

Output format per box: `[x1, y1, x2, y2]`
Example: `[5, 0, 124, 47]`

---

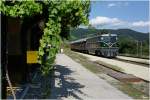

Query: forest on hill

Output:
[69, 28, 149, 41]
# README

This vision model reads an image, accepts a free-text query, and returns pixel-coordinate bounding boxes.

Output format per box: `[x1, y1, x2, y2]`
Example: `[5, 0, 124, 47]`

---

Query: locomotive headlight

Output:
[116, 37, 118, 40]
[103, 43, 106, 47]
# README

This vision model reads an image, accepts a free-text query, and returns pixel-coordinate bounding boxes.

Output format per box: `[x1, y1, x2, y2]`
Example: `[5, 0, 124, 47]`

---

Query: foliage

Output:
[118, 36, 137, 54]
[118, 36, 149, 56]
[39, 1, 90, 75]
[1, 0, 90, 75]
[69, 28, 149, 41]
[1, 0, 42, 17]
[140, 40, 149, 56]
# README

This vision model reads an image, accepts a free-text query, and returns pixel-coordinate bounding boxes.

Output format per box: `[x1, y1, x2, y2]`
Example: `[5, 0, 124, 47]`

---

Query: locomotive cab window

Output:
[110, 36, 117, 43]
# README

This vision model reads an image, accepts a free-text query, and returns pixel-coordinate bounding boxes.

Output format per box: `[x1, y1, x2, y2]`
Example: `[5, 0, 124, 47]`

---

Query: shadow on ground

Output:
[50, 65, 86, 100]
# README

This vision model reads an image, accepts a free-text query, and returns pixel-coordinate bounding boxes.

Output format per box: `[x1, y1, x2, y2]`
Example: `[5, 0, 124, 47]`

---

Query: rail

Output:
[116, 56, 149, 66]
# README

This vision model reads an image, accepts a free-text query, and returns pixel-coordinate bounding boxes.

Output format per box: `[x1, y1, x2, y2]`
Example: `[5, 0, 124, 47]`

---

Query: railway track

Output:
[76, 52, 149, 81]
[114, 57, 149, 68]
[95, 61, 146, 82]
[89, 55, 149, 67]
[91, 53, 149, 66]
[116, 56, 149, 66]
[70, 51, 146, 82]
[94, 61, 149, 96]
[83, 52, 149, 67]
[75, 52, 149, 96]
[65, 50, 149, 97]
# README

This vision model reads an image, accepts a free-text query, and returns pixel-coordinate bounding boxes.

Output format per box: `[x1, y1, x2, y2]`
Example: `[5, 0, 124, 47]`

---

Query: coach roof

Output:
[70, 38, 88, 44]
[70, 34, 117, 44]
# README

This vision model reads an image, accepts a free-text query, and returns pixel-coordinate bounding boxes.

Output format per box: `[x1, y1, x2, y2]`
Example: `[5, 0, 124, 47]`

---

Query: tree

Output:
[118, 36, 138, 54]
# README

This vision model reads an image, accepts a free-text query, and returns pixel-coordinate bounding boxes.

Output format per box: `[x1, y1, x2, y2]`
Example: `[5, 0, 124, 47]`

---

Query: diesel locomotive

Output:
[70, 34, 119, 57]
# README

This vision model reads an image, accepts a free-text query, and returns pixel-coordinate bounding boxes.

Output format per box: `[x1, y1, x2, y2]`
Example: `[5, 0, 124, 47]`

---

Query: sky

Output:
[86, 1, 149, 33]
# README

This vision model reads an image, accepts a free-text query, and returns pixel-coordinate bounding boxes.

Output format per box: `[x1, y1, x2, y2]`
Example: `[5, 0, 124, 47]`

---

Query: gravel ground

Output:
[50, 54, 132, 99]
[78, 53, 149, 81]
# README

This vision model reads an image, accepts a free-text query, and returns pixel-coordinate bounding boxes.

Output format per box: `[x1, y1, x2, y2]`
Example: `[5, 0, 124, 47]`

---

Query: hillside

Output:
[70, 28, 149, 41]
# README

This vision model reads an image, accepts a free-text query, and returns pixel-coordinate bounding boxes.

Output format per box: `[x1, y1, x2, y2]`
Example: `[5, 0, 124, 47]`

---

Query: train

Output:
[70, 34, 119, 57]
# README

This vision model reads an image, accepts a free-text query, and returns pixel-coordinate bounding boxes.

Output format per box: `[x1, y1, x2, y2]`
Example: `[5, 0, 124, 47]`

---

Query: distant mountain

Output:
[70, 28, 149, 41]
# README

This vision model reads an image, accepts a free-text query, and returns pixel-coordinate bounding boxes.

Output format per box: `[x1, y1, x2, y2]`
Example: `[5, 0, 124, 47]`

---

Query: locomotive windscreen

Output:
[110, 36, 117, 43]
[101, 34, 117, 43]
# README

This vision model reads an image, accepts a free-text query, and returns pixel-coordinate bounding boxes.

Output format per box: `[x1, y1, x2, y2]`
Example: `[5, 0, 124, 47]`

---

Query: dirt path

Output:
[49, 54, 132, 99]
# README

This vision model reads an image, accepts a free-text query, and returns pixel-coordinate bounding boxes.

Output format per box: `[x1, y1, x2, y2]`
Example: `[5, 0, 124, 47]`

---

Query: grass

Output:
[64, 48, 102, 74]
[63, 48, 149, 99]
[117, 82, 149, 100]
[95, 60, 124, 72]
[99, 74, 149, 99]
[119, 53, 149, 59]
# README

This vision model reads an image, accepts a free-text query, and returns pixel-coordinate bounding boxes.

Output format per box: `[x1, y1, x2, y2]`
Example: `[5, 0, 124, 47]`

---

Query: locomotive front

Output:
[99, 34, 118, 57]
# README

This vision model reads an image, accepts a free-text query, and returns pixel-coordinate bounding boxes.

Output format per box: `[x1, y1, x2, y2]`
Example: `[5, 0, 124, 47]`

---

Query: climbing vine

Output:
[1, 1, 42, 17]
[1, 0, 90, 75]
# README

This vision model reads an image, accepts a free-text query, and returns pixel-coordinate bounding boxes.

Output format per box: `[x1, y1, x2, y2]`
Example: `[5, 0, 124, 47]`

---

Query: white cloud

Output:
[89, 16, 124, 26]
[132, 21, 150, 27]
[107, 2, 129, 8]
[89, 16, 149, 31]
[108, 3, 116, 8]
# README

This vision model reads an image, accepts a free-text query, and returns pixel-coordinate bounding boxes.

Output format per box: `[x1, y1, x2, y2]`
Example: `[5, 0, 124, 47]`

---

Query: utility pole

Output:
[140, 41, 142, 57]
[136, 40, 139, 56]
